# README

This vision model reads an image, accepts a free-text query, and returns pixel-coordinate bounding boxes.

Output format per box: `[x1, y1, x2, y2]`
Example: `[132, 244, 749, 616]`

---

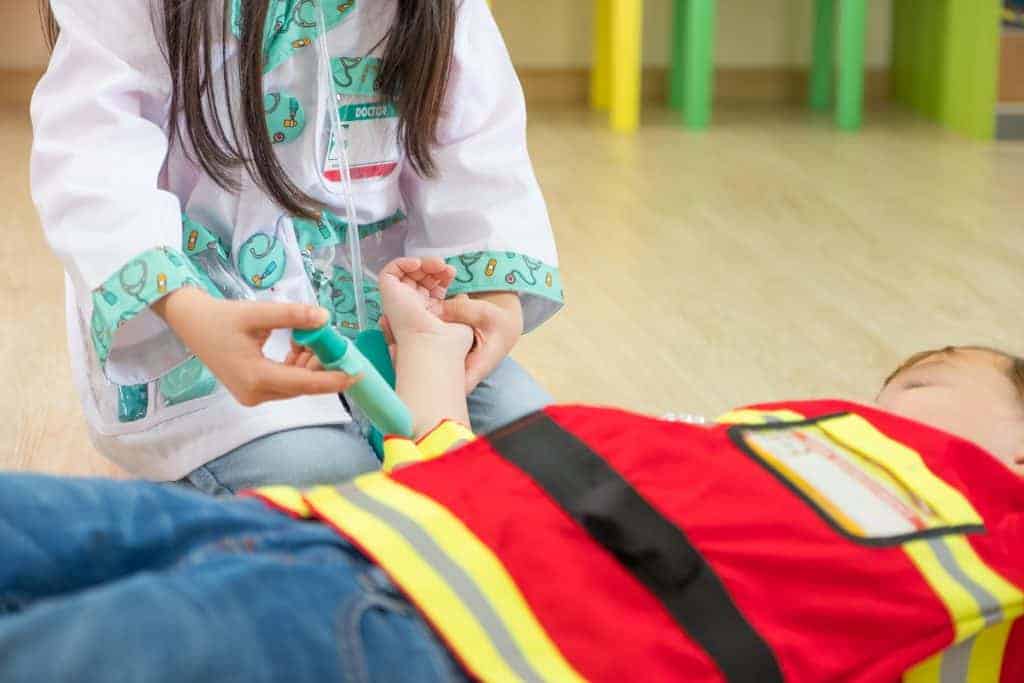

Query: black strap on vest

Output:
[488, 412, 784, 683]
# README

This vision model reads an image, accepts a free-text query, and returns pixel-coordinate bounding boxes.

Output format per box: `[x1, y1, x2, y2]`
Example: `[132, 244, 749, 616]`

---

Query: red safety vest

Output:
[249, 401, 1024, 682]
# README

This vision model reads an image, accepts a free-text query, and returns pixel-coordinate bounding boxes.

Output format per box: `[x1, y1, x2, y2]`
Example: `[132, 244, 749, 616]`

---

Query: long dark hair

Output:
[38, 0, 455, 219]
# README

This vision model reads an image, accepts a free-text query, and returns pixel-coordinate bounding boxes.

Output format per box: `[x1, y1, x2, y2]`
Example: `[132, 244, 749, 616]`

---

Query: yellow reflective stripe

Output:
[905, 538, 988, 643]
[945, 536, 1024, 625]
[306, 478, 584, 683]
[252, 486, 313, 518]
[903, 621, 1015, 683]
[304, 483, 523, 683]
[904, 535, 1023, 645]
[381, 422, 476, 473]
[716, 409, 807, 425]
[904, 649, 942, 683]
[381, 438, 424, 473]
[352, 475, 585, 683]
[818, 415, 983, 527]
[417, 421, 475, 460]
[967, 620, 1014, 682]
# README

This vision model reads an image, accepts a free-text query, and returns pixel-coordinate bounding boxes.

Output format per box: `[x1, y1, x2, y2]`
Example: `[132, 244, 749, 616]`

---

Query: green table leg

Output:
[837, 0, 867, 130]
[809, 0, 835, 111]
[682, 0, 716, 129]
[669, 0, 687, 110]
[948, 0, 1001, 140]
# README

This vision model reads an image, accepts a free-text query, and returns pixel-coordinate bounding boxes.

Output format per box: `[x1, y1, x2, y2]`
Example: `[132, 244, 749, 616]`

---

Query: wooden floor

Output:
[3, 100, 1023, 477]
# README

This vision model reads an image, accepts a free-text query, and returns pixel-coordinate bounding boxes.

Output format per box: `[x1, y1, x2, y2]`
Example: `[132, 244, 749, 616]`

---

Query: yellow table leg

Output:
[609, 0, 643, 132]
[591, 0, 612, 110]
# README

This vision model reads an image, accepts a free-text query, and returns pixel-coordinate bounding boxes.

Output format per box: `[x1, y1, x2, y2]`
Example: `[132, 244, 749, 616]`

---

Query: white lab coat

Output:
[31, 0, 562, 480]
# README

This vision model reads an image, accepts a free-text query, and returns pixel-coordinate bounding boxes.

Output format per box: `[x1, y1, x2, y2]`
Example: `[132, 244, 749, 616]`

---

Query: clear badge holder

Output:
[192, 247, 256, 301]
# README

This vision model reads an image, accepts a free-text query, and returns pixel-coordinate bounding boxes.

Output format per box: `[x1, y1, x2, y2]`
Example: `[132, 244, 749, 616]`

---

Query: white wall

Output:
[492, 0, 892, 68]
[1, 1, 893, 71]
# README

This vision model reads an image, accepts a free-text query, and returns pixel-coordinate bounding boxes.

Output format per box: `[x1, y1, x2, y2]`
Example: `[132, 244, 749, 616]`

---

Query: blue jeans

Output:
[182, 357, 552, 494]
[0, 474, 467, 683]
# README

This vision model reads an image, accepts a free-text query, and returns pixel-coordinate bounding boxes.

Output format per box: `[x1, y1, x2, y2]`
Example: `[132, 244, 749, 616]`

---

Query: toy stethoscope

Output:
[311, 0, 373, 332]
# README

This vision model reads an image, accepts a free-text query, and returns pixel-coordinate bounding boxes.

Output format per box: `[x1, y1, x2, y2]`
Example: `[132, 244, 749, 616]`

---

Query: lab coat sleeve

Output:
[399, 0, 564, 333]
[30, 0, 211, 386]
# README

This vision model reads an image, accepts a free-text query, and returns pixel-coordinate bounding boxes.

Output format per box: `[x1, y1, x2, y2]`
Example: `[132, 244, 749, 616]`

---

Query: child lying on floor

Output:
[0, 257, 1021, 682]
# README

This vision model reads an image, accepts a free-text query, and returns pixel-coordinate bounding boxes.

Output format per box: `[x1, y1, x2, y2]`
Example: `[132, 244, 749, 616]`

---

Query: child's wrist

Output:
[395, 328, 471, 357]
[152, 286, 208, 322]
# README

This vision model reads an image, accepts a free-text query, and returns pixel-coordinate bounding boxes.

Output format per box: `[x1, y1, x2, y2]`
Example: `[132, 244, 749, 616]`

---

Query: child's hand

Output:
[155, 288, 358, 406]
[285, 257, 469, 372]
[440, 292, 523, 393]
[378, 257, 471, 351]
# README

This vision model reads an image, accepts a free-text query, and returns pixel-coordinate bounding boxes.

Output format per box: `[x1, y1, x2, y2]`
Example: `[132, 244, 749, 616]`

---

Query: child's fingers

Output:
[423, 262, 456, 297]
[417, 258, 451, 294]
[255, 362, 358, 399]
[304, 355, 323, 371]
[241, 301, 329, 332]
[439, 264, 456, 290]
[464, 345, 497, 394]
[419, 257, 448, 274]
[381, 257, 422, 280]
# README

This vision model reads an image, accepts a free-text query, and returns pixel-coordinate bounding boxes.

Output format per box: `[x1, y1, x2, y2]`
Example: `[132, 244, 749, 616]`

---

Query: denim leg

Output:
[181, 422, 380, 495]
[0, 475, 467, 683]
[467, 357, 553, 435]
[0, 474, 289, 611]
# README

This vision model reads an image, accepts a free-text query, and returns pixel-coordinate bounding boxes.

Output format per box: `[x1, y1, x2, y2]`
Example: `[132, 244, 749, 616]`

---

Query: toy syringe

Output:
[292, 325, 413, 438]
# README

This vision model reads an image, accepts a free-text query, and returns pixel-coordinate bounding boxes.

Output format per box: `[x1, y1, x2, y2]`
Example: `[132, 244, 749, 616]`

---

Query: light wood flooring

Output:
[3, 100, 1022, 477]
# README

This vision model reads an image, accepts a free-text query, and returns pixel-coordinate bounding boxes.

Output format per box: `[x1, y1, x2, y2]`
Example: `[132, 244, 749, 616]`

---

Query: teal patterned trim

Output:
[182, 215, 228, 261]
[446, 251, 564, 304]
[332, 56, 382, 96]
[264, 92, 306, 144]
[231, 0, 356, 74]
[293, 209, 406, 254]
[90, 247, 207, 369]
[117, 384, 149, 423]
[318, 265, 383, 338]
[293, 213, 341, 255]
[160, 356, 218, 407]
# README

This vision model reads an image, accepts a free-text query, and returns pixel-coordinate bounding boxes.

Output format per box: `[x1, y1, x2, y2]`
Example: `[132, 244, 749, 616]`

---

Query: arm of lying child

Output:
[377, 257, 476, 469]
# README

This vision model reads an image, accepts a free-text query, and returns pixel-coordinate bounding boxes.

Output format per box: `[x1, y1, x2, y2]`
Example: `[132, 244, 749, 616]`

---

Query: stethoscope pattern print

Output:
[264, 92, 306, 144]
[91, 248, 204, 368]
[323, 267, 382, 333]
[453, 252, 554, 289]
[230, 0, 357, 72]
[332, 56, 381, 96]
[238, 231, 287, 290]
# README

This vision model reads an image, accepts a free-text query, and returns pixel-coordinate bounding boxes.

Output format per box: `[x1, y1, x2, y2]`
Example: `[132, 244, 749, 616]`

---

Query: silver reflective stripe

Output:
[928, 539, 1004, 626]
[939, 636, 974, 683]
[337, 484, 545, 683]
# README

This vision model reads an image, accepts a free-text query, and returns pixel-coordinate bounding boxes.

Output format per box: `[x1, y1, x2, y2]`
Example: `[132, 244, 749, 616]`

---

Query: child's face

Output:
[876, 348, 1024, 476]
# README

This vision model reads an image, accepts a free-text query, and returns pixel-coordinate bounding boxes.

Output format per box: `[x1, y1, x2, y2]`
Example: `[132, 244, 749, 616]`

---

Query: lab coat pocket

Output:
[72, 295, 222, 437]
[99, 362, 224, 436]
